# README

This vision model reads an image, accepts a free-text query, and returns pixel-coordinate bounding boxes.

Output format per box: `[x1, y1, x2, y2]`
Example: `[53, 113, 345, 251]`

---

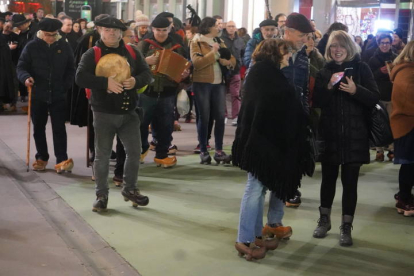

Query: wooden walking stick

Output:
[26, 85, 32, 172]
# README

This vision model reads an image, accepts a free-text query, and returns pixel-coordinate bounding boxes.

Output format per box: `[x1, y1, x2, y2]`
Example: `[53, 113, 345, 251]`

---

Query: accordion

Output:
[150, 48, 191, 83]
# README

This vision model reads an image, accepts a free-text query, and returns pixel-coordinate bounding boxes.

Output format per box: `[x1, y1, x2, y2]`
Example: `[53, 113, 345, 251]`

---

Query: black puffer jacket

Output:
[313, 56, 380, 165]
[368, 48, 397, 101]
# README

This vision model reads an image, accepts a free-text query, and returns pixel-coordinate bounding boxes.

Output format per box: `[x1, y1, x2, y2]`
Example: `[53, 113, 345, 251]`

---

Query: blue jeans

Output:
[138, 93, 175, 159]
[237, 173, 285, 243]
[93, 111, 141, 196]
[192, 82, 226, 152]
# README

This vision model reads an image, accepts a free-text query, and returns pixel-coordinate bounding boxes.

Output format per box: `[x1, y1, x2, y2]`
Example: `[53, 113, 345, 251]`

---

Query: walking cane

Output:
[26, 85, 32, 172]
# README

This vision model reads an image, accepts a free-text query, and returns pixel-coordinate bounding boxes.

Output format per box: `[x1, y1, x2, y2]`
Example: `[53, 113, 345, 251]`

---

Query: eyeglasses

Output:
[44, 33, 59, 38]
[329, 44, 345, 49]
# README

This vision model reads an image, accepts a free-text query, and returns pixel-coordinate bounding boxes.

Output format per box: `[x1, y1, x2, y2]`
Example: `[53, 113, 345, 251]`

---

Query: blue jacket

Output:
[17, 36, 75, 103]
[243, 28, 263, 68]
[281, 46, 310, 114]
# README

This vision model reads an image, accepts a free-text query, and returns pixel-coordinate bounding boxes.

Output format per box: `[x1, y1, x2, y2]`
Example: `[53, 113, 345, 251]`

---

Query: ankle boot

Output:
[313, 207, 331, 238]
[255, 237, 279, 251]
[234, 242, 266, 261]
[339, 215, 354, 246]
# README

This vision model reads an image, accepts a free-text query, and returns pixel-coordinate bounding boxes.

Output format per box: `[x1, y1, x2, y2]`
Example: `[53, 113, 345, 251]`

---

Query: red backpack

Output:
[85, 44, 136, 99]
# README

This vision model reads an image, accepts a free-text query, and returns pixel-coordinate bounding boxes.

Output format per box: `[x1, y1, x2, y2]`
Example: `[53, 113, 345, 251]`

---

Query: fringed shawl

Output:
[232, 60, 308, 200]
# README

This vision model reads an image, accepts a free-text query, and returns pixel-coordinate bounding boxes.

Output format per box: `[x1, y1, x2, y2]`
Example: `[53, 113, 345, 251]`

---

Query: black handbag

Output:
[368, 102, 394, 147]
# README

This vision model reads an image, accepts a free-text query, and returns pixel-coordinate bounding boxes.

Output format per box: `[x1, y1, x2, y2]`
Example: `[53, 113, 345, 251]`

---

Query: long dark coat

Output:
[0, 35, 17, 103]
[368, 48, 397, 101]
[313, 56, 380, 165]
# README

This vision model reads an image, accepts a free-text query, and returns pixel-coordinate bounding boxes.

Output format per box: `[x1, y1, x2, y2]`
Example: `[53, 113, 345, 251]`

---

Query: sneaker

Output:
[286, 190, 301, 207]
[92, 194, 108, 212]
[113, 175, 123, 187]
[200, 152, 212, 165]
[375, 152, 384, 162]
[262, 224, 293, 239]
[33, 159, 48, 171]
[54, 158, 74, 174]
[194, 144, 212, 154]
[121, 188, 149, 207]
[168, 145, 178, 155]
[154, 156, 177, 168]
[232, 117, 238, 126]
[173, 122, 182, 131]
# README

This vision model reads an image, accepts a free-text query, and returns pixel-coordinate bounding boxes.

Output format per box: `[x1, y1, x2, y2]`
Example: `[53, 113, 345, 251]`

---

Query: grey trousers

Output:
[93, 111, 141, 196]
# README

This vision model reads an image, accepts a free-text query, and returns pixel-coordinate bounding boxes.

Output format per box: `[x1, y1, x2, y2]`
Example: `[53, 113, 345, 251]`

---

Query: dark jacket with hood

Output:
[368, 48, 397, 101]
[220, 29, 245, 75]
[232, 59, 308, 200]
[313, 55, 380, 165]
[75, 39, 152, 114]
[17, 36, 75, 104]
[243, 28, 262, 68]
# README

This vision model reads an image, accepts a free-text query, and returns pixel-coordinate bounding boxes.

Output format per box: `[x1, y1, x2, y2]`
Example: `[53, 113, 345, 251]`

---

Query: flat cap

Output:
[285, 13, 314, 33]
[95, 16, 127, 31]
[11, 14, 31, 27]
[152, 16, 170, 28]
[39, 18, 63, 32]
[259, 19, 277, 28]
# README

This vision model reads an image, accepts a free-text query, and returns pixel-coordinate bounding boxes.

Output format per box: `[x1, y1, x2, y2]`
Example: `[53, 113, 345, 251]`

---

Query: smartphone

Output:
[80, 5, 92, 22]
[341, 67, 353, 84]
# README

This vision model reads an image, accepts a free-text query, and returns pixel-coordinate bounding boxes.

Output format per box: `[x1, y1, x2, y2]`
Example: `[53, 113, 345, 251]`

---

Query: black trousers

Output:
[399, 164, 414, 201]
[31, 100, 68, 164]
[114, 136, 126, 178]
[320, 163, 361, 216]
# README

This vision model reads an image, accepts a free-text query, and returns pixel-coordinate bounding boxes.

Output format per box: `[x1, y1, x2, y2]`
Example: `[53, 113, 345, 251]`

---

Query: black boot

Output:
[200, 152, 212, 165]
[339, 215, 354, 246]
[313, 207, 331, 238]
[213, 151, 232, 165]
[286, 190, 302, 207]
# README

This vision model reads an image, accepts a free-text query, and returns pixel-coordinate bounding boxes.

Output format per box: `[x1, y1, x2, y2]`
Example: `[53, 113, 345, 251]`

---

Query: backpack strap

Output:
[144, 38, 164, 50]
[92, 46, 101, 64]
[125, 44, 136, 60]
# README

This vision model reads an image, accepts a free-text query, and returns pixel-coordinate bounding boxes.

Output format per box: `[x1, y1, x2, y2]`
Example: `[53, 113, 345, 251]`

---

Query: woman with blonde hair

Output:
[312, 30, 379, 246]
[232, 38, 308, 261]
[390, 41, 414, 216]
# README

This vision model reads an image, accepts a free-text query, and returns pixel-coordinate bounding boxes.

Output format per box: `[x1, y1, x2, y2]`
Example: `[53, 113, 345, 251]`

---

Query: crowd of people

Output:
[0, 7, 413, 261]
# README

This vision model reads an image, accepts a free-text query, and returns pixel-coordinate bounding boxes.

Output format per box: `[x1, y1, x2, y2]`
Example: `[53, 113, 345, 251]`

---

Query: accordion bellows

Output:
[95, 53, 131, 83]
[150, 49, 191, 83]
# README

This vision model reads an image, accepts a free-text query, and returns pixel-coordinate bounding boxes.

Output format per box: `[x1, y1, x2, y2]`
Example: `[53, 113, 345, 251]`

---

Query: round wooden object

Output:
[95, 53, 131, 83]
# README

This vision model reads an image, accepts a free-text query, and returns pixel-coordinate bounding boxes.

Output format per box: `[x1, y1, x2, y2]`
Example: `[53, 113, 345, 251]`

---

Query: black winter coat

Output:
[368, 48, 397, 101]
[17, 36, 75, 104]
[232, 60, 308, 200]
[76, 39, 152, 114]
[313, 56, 380, 165]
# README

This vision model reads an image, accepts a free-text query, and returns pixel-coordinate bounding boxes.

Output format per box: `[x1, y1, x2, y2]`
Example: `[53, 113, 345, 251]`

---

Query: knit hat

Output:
[135, 10, 150, 27]
[38, 18, 62, 32]
[285, 13, 314, 33]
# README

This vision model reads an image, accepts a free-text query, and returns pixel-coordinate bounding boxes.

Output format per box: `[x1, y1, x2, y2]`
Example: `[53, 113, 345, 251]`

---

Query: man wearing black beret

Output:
[76, 16, 152, 212]
[243, 19, 278, 68]
[16, 18, 76, 173]
[137, 16, 189, 168]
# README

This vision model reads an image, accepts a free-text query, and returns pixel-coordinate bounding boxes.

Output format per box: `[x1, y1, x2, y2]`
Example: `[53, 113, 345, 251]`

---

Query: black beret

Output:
[157, 12, 174, 19]
[259, 19, 277, 28]
[285, 13, 314, 33]
[151, 17, 170, 28]
[11, 14, 31, 27]
[39, 18, 63, 32]
[95, 16, 127, 31]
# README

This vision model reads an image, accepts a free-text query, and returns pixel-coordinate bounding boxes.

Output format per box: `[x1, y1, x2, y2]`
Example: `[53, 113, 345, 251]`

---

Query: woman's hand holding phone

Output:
[339, 76, 356, 95]
[328, 71, 344, 89]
